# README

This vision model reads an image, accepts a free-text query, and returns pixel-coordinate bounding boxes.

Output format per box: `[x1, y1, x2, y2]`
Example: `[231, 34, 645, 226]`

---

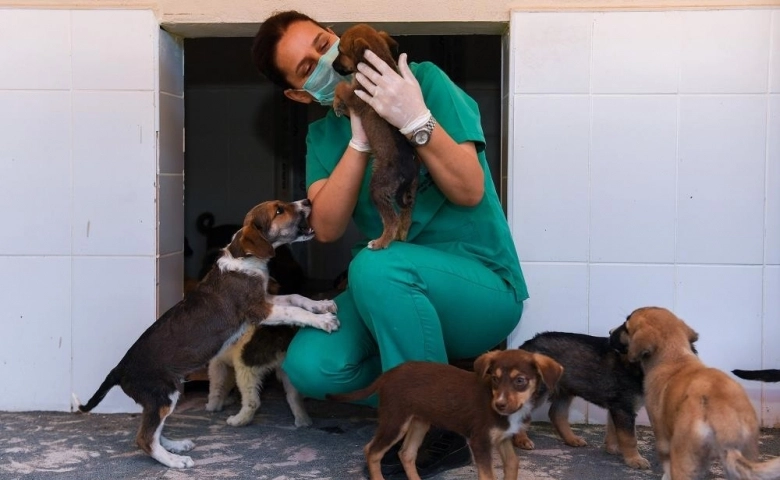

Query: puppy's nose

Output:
[302, 198, 312, 207]
[494, 399, 507, 412]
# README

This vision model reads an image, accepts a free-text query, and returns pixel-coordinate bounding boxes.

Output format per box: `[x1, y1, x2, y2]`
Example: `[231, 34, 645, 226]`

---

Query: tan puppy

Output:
[332, 24, 419, 250]
[614, 307, 780, 480]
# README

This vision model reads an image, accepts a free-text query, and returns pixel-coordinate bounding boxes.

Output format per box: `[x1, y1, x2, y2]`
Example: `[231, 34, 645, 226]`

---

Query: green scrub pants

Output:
[282, 241, 524, 401]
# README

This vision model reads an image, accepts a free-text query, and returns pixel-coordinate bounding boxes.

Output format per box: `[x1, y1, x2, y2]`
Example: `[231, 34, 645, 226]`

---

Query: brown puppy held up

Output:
[327, 350, 563, 480]
[332, 24, 419, 250]
[614, 306, 780, 480]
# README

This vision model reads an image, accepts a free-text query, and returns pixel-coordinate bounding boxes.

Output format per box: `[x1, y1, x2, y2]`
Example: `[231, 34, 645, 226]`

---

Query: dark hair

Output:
[251, 10, 325, 89]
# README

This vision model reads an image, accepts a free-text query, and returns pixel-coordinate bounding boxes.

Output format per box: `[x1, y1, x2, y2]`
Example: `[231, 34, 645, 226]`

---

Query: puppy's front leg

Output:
[262, 305, 340, 333]
[267, 294, 337, 314]
[497, 438, 519, 480]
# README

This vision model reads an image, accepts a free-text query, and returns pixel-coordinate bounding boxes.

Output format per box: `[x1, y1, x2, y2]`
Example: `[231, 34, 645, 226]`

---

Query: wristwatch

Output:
[409, 116, 437, 147]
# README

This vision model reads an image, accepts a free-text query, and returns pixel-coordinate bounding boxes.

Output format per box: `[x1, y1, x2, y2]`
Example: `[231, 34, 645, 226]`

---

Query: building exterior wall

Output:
[0, 3, 777, 428]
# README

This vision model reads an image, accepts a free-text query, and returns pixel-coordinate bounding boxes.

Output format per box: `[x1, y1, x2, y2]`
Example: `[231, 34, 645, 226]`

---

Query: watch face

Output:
[414, 131, 430, 145]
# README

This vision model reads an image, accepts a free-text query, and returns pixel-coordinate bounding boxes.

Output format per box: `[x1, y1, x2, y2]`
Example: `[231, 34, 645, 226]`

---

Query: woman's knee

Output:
[349, 245, 409, 297]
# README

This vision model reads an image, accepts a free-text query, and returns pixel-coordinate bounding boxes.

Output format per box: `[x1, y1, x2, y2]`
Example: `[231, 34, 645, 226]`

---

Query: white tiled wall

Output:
[0, 9, 164, 412]
[508, 9, 780, 427]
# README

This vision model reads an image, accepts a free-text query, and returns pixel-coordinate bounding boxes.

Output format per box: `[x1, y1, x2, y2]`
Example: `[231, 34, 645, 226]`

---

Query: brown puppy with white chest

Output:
[614, 306, 780, 480]
[73, 199, 339, 469]
[327, 350, 563, 480]
[332, 24, 420, 250]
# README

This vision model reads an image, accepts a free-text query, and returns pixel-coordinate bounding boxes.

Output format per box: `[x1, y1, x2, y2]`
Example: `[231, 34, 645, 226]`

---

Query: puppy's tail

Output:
[325, 378, 382, 403]
[723, 449, 780, 480]
[73, 367, 122, 413]
[733, 369, 780, 383]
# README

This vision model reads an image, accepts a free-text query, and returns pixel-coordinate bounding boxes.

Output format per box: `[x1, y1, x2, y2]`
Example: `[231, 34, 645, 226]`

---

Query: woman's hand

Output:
[354, 51, 429, 133]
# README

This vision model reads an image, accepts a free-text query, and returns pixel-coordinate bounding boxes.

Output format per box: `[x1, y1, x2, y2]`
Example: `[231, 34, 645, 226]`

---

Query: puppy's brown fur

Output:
[332, 24, 419, 250]
[615, 307, 780, 480]
[327, 350, 563, 480]
[74, 200, 339, 468]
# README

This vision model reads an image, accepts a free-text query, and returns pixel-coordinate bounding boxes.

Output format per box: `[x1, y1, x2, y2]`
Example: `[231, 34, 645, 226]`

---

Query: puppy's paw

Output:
[367, 239, 390, 250]
[624, 455, 651, 470]
[205, 399, 223, 412]
[169, 454, 194, 469]
[315, 312, 340, 333]
[512, 433, 535, 450]
[161, 436, 195, 453]
[564, 436, 588, 447]
[294, 413, 313, 428]
[310, 299, 337, 314]
[227, 413, 253, 427]
[604, 442, 620, 455]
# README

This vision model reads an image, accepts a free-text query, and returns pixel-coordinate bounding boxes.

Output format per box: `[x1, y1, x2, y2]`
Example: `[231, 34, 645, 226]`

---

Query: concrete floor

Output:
[1, 382, 779, 480]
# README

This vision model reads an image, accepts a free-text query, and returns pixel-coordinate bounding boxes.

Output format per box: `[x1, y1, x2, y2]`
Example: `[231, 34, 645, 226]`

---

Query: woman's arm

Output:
[307, 114, 371, 243]
[354, 51, 484, 206]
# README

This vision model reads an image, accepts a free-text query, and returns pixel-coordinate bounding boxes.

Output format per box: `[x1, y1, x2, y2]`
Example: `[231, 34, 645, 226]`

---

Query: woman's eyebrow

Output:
[295, 31, 326, 77]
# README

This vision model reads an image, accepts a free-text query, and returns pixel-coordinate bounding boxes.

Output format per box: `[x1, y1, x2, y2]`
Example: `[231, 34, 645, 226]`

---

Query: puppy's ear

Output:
[353, 38, 372, 62]
[474, 351, 499, 382]
[532, 353, 564, 389]
[228, 225, 275, 259]
[627, 329, 655, 363]
[379, 31, 399, 58]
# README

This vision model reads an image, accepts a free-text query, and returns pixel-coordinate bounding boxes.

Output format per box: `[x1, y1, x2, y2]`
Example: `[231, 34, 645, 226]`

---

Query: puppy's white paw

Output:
[294, 414, 313, 428]
[313, 299, 337, 314]
[161, 436, 195, 453]
[169, 454, 194, 469]
[315, 312, 340, 333]
[205, 399, 223, 412]
[226, 412, 253, 427]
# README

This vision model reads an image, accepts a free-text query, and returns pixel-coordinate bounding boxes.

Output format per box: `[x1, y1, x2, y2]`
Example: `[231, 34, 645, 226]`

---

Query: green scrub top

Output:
[305, 61, 528, 303]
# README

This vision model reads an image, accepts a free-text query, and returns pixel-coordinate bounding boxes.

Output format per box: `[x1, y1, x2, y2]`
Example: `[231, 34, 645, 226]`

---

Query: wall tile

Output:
[512, 12, 592, 94]
[767, 95, 780, 265]
[763, 266, 780, 427]
[676, 95, 766, 264]
[0, 256, 71, 411]
[159, 29, 184, 96]
[72, 256, 155, 413]
[771, 11, 780, 93]
[72, 91, 156, 256]
[71, 10, 156, 90]
[590, 96, 677, 263]
[511, 95, 590, 262]
[675, 265, 763, 377]
[680, 10, 771, 93]
[159, 93, 184, 174]
[591, 12, 681, 94]
[158, 174, 184, 255]
[0, 10, 71, 90]
[588, 264, 675, 337]
[0, 91, 72, 255]
[158, 253, 183, 315]
[507, 262, 589, 349]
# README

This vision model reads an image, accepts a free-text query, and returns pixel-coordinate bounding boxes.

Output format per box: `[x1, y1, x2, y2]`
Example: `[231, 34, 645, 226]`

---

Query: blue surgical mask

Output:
[296, 39, 351, 106]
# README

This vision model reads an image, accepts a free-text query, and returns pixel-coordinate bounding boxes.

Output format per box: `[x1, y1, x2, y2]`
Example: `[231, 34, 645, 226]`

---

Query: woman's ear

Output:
[284, 88, 314, 104]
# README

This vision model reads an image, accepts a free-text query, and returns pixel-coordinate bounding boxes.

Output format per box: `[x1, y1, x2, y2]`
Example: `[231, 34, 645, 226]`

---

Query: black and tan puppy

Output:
[332, 24, 419, 250]
[514, 332, 650, 469]
[73, 199, 339, 468]
[613, 307, 780, 480]
[328, 351, 563, 480]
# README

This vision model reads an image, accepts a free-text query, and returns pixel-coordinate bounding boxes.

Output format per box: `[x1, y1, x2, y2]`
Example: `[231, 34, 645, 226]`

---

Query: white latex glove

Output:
[348, 110, 371, 153]
[354, 51, 431, 134]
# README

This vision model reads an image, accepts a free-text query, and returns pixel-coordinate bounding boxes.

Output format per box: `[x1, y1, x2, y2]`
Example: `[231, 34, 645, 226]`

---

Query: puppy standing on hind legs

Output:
[72, 199, 339, 468]
[332, 24, 420, 250]
[612, 306, 780, 480]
